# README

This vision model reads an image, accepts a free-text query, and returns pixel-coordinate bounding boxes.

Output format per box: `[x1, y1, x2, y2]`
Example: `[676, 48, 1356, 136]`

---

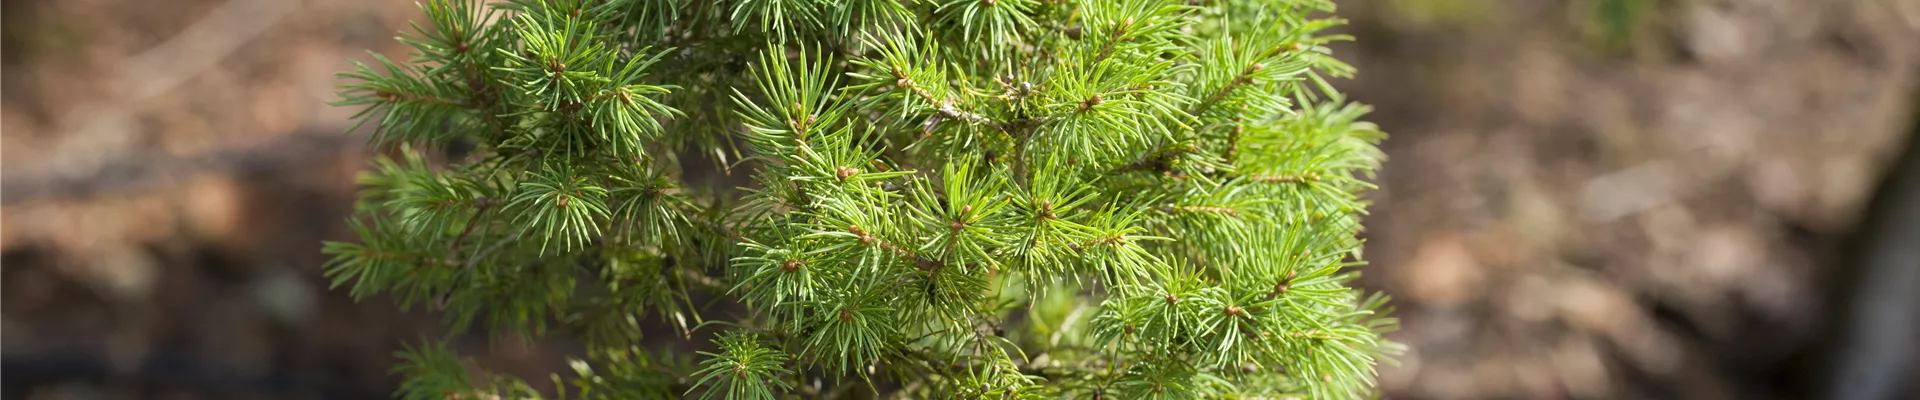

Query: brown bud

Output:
[1164, 294, 1178, 305]
[1080, 94, 1103, 110]
[849, 225, 875, 244]
[840, 310, 854, 322]
[836, 166, 858, 181]
[782, 259, 802, 272]
[1225, 305, 1243, 317]
[556, 195, 570, 208]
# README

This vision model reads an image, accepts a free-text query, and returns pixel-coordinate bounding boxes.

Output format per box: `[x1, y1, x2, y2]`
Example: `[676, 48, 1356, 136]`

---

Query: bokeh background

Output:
[3, 0, 1917, 399]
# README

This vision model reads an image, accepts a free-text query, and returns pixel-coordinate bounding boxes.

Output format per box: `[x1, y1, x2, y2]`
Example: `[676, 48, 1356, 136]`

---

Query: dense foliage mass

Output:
[326, 0, 1396, 398]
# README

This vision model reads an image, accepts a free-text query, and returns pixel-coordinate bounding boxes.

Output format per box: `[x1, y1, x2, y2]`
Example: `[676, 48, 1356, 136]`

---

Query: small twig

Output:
[447, 198, 494, 255]
[464, 232, 522, 270]
[1110, 143, 1197, 177]
[372, 90, 475, 108]
[896, 77, 1009, 134]
[1223, 122, 1243, 162]
[1042, 22, 1083, 40]
[676, 268, 729, 292]
[1247, 173, 1320, 184]
[1191, 63, 1265, 117]
[1091, 21, 1129, 65]
[1159, 205, 1240, 216]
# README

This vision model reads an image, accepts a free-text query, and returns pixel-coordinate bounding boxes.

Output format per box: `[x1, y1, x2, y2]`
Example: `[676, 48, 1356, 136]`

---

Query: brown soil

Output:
[1337, 0, 1920, 398]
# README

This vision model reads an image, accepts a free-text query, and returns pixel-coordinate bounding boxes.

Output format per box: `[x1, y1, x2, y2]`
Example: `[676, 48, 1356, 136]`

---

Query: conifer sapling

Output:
[326, 0, 1398, 398]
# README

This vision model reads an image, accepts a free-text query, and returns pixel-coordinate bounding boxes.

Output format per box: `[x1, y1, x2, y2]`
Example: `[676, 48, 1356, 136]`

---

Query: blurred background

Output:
[2, 0, 1917, 399]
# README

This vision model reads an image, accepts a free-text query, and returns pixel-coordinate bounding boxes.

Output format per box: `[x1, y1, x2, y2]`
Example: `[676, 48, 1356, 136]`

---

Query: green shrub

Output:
[326, 0, 1396, 398]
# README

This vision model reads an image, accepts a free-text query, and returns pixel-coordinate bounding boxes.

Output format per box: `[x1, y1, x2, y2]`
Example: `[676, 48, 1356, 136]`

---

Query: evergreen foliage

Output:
[326, 0, 1398, 397]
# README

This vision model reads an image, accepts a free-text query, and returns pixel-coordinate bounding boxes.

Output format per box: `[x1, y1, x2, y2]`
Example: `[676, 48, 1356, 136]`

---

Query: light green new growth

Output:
[326, 0, 1398, 398]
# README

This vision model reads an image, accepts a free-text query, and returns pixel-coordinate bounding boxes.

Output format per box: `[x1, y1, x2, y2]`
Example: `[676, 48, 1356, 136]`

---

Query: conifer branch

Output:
[1192, 62, 1263, 116]
[1159, 205, 1240, 216]
[446, 197, 494, 256]
[1247, 172, 1321, 184]
[1090, 20, 1131, 65]
[894, 76, 1009, 134]
[373, 89, 474, 109]
[463, 232, 520, 271]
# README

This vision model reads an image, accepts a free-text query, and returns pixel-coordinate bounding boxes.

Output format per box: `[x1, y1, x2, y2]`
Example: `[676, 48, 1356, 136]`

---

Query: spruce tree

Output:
[325, 0, 1397, 398]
